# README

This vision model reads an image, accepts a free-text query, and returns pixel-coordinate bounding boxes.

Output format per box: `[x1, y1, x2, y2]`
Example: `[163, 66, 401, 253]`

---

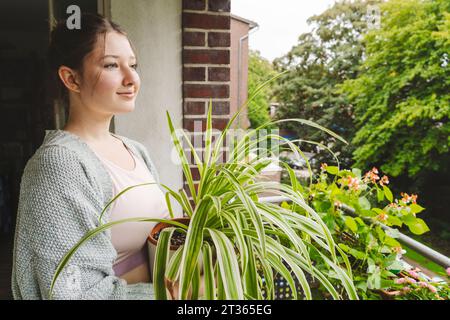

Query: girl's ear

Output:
[58, 66, 81, 93]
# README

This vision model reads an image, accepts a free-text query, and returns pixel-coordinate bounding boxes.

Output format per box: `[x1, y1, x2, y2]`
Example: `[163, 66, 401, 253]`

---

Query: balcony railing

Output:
[259, 195, 450, 270]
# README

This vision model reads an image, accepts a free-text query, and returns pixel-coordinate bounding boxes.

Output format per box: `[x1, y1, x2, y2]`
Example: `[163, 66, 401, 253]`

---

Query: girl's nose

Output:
[122, 66, 139, 87]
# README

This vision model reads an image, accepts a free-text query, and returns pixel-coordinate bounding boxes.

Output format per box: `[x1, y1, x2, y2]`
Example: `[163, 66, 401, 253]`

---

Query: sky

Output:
[231, 0, 337, 62]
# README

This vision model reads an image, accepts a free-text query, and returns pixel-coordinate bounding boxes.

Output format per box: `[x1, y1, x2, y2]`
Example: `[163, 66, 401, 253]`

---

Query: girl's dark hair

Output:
[47, 13, 132, 106]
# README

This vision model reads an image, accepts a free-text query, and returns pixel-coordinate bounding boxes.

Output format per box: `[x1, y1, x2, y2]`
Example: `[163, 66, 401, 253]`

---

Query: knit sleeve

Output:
[18, 145, 154, 300]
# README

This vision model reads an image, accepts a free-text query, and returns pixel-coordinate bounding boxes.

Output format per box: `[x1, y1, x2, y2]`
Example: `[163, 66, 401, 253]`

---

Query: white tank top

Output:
[94, 145, 170, 267]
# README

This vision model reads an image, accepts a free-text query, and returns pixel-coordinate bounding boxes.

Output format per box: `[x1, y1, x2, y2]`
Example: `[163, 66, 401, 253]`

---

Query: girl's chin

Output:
[112, 104, 136, 114]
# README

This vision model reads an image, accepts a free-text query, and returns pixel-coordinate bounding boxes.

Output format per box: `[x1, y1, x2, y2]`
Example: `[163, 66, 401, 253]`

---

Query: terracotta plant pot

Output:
[148, 217, 190, 250]
[148, 217, 196, 300]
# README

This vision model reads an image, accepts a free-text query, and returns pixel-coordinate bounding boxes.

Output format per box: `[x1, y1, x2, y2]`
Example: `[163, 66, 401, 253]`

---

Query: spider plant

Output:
[49, 73, 359, 300]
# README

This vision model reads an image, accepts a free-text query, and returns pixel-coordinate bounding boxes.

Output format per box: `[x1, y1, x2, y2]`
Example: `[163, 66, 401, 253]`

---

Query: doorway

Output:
[0, 0, 104, 300]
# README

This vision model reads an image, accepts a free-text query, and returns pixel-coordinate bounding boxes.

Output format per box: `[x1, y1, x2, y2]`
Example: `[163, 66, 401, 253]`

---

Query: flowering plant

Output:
[282, 164, 449, 300]
[381, 268, 450, 300]
[317, 165, 430, 236]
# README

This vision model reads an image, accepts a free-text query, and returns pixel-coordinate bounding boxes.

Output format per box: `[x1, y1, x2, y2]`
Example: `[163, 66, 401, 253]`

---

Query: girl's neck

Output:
[63, 121, 115, 145]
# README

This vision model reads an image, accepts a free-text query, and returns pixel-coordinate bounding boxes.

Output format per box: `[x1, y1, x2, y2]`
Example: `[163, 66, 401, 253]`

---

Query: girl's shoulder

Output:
[28, 130, 99, 172]
[23, 130, 113, 196]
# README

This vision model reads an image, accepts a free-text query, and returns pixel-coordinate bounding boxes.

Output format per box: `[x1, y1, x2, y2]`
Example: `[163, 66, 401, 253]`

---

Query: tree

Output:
[274, 0, 380, 167]
[247, 50, 277, 129]
[341, 0, 450, 220]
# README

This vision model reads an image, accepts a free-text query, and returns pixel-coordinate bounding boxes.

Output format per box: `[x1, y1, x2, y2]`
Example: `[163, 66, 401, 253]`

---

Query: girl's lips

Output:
[117, 92, 135, 99]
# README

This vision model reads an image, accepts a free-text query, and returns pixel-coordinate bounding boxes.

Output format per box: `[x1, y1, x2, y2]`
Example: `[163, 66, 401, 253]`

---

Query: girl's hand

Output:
[167, 275, 205, 300]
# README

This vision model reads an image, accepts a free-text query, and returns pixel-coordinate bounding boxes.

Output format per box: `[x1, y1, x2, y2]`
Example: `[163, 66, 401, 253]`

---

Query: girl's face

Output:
[78, 31, 140, 115]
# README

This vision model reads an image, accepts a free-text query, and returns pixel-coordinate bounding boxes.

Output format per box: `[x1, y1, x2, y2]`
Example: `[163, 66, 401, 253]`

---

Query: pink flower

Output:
[380, 175, 389, 186]
[427, 284, 437, 293]
[418, 281, 428, 288]
[377, 212, 388, 222]
[408, 270, 420, 279]
[346, 176, 360, 191]
[402, 287, 412, 293]
[406, 277, 417, 284]
[395, 278, 406, 284]
[446, 267, 450, 276]
[401, 192, 418, 204]
[392, 246, 403, 254]
[363, 168, 380, 184]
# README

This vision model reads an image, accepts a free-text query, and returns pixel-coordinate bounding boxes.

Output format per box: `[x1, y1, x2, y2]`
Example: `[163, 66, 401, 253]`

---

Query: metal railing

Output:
[259, 195, 450, 269]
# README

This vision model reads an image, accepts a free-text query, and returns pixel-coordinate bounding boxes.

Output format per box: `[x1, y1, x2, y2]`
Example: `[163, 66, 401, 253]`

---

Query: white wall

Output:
[111, 0, 183, 215]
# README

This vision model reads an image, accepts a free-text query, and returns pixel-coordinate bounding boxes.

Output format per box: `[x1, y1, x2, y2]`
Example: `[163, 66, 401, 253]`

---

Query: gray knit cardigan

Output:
[12, 129, 160, 300]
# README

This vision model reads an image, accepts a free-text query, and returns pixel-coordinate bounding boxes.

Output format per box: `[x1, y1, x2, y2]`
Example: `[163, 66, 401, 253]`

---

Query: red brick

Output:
[208, 67, 230, 81]
[183, 118, 229, 131]
[187, 167, 201, 180]
[208, 0, 230, 12]
[183, 168, 200, 181]
[184, 119, 205, 132]
[184, 84, 229, 98]
[183, 182, 200, 198]
[183, 31, 205, 46]
[182, 0, 206, 10]
[212, 101, 230, 115]
[184, 101, 205, 115]
[208, 32, 230, 47]
[183, 49, 229, 64]
[183, 12, 230, 30]
[184, 119, 204, 132]
[213, 119, 230, 131]
[183, 67, 206, 81]
[188, 130, 225, 148]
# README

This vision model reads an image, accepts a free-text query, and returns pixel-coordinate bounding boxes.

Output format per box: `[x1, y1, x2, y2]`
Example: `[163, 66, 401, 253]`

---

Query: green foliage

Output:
[274, 0, 380, 167]
[247, 50, 277, 129]
[153, 101, 359, 300]
[283, 163, 450, 300]
[340, 0, 450, 179]
[273, 0, 450, 223]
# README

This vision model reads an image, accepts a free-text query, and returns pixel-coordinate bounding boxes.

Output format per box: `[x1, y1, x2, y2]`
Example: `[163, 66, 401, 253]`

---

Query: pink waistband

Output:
[113, 246, 149, 277]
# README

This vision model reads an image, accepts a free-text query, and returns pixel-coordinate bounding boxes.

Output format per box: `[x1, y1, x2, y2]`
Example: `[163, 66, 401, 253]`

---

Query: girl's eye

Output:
[103, 63, 138, 70]
[104, 63, 118, 69]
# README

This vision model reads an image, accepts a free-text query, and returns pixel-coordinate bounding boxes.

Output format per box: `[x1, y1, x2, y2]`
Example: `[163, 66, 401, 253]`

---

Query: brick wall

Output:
[182, 0, 231, 200]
